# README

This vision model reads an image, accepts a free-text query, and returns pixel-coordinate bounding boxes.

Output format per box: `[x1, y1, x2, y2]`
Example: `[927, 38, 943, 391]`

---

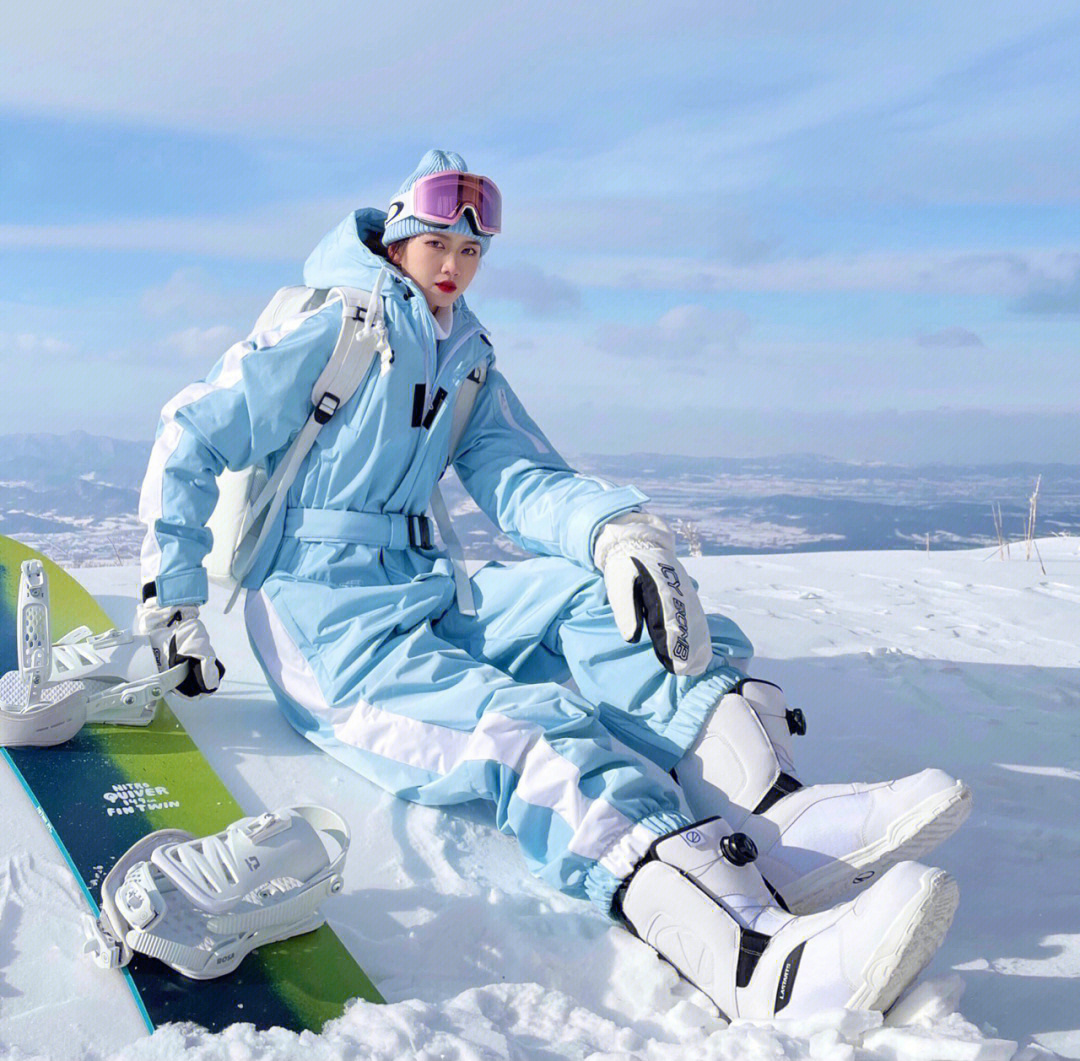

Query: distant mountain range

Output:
[1, 432, 1077, 567]
[0, 431, 148, 529]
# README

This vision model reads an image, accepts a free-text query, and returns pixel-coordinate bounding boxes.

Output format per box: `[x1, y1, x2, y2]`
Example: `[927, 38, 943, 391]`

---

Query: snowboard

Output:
[0, 534, 383, 1033]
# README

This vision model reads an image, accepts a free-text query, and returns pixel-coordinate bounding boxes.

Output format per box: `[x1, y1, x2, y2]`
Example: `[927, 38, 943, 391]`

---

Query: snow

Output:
[2, 539, 1078, 1060]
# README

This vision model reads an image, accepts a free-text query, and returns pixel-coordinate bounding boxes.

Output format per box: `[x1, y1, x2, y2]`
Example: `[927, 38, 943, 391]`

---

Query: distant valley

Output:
[1, 432, 1076, 568]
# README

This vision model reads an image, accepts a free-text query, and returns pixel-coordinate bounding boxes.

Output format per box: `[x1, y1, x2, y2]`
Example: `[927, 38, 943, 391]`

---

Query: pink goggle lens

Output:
[411, 172, 502, 235]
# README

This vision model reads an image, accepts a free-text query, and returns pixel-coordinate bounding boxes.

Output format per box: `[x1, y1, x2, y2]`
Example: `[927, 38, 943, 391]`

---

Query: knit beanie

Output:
[381, 149, 493, 255]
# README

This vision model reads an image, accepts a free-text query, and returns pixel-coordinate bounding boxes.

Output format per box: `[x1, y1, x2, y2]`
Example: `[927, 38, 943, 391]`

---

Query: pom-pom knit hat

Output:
[381, 149, 493, 255]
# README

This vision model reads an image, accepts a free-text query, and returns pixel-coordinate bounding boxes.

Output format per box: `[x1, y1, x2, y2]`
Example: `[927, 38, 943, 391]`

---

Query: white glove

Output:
[593, 512, 712, 676]
[135, 594, 226, 699]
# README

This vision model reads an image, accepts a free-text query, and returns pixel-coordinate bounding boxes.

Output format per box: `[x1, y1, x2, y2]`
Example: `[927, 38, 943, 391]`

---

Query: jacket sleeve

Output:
[451, 368, 648, 568]
[138, 304, 342, 606]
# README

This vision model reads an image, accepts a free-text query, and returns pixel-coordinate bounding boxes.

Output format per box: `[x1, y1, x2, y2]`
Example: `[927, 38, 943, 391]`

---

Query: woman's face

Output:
[390, 231, 482, 313]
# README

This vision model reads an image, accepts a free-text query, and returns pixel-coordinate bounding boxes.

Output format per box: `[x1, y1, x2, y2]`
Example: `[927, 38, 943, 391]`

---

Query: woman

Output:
[135, 150, 970, 1020]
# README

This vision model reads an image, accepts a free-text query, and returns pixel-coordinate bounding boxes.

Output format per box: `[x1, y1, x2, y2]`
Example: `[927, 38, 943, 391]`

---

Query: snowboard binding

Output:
[0, 560, 188, 747]
[83, 805, 350, 980]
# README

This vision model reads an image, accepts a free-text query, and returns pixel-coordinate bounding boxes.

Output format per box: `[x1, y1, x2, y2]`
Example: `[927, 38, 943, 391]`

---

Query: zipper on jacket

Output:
[422, 388, 448, 429]
[426, 326, 480, 418]
[389, 270, 437, 399]
[394, 338, 489, 508]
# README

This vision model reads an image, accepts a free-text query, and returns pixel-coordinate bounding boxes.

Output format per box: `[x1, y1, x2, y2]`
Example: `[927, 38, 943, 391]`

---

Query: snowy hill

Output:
[2, 541, 1078, 1060]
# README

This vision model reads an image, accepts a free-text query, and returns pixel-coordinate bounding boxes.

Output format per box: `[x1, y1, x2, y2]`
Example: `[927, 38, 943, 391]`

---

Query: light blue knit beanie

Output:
[381, 149, 493, 255]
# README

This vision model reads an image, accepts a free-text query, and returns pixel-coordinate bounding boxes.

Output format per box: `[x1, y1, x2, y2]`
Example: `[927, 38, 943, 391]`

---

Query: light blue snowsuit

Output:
[138, 209, 753, 912]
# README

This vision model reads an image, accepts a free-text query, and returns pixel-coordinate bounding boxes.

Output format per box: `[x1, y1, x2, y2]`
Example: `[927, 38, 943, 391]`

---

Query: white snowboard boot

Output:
[616, 817, 959, 1020]
[675, 680, 972, 913]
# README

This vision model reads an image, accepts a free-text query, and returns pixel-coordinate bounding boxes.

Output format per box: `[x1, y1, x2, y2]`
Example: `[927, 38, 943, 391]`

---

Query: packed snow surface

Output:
[2, 541, 1078, 1060]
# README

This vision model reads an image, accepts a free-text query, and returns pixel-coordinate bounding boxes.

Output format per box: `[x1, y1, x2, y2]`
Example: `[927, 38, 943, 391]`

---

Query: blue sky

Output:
[1, 1, 1078, 461]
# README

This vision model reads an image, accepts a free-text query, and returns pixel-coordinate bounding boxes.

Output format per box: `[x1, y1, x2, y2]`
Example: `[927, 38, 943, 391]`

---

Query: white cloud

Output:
[139, 268, 239, 320]
[1013, 264, 1080, 315]
[565, 248, 1080, 298]
[600, 304, 752, 359]
[0, 1, 661, 135]
[472, 263, 580, 314]
[3, 0, 1074, 171]
[14, 206, 1076, 307]
[0, 197, 358, 261]
[502, 198, 778, 262]
[161, 325, 243, 362]
[916, 327, 985, 348]
[0, 332, 77, 359]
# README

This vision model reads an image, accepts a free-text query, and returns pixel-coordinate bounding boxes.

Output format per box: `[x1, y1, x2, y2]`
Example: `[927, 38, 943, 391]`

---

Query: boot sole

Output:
[782, 781, 972, 914]
[847, 866, 960, 1013]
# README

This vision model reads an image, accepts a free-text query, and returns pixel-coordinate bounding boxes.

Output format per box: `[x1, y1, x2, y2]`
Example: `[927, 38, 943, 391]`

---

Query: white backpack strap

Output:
[429, 483, 475, 617]
[446, 359, 488, 464]
[426, 346, 489, 618]
[207, 285, 335, 586]
[225, 271, 390, 611]
[309, 279, 392, 419]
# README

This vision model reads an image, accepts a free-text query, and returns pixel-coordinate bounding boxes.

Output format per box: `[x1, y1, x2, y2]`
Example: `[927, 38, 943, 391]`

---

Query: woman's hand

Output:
[593, 512, 712, 676]
[135, 594, 226, 699]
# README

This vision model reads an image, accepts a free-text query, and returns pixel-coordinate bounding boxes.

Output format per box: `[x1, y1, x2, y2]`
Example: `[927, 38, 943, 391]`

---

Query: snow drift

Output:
[2, 540, 1078, 1060]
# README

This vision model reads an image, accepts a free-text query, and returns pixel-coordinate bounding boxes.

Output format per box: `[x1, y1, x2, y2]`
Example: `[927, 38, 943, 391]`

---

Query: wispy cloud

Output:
[1013, 264, 1080, 315]
[5, 2, 1080, 460]
[96, 325, 243, 365]
[916, 327, 985, 348]
[161, 325, 243, 362]
[0, 198, 358, 261]
[565, 248, 1080, 297]
[0, 331, 77, 359]
[472, 263, 581, 314]
[139, 268, 251, 321]
[599, 304, 752, 359]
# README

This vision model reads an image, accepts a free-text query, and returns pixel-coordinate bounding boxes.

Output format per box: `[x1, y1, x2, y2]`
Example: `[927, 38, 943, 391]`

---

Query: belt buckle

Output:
[408, 515, 433, 550]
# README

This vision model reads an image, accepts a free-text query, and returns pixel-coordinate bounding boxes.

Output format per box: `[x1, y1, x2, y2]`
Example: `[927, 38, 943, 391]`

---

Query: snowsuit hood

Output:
[303, 208, 392, 291]
[302, 207, 482, 332]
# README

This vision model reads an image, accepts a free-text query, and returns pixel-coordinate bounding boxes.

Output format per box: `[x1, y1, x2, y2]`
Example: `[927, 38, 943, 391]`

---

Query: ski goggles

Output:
[386, 171, 502, 236]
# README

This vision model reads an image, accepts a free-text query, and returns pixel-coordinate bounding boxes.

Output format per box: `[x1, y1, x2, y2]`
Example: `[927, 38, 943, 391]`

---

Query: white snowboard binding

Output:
[675, 679, 972, 912]
[616, 817, 959, 1020]
[83, 805, 349, 979]
[0, 560, 187, 747]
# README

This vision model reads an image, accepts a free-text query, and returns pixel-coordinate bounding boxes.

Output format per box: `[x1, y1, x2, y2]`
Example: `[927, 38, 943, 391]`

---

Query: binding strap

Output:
[736, 927, 770, 988]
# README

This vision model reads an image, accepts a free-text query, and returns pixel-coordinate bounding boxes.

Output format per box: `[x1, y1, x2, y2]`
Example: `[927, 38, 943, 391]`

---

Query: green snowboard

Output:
[0, 533, 383, 1032]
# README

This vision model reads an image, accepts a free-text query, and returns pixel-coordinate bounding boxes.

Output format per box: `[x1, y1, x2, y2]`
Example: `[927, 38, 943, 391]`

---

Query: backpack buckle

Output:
[314, 392, 340, 425]
[408, 515, 434, 550]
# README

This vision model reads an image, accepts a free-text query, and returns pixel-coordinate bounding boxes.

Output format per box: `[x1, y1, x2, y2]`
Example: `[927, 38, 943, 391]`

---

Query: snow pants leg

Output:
[434, 556, 754, 772]
[244, 569, 693, 913]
